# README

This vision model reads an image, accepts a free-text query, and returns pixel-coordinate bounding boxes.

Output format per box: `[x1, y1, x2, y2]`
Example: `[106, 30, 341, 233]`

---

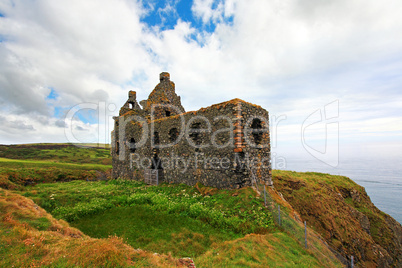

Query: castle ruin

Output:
[111, 72, 272, 189]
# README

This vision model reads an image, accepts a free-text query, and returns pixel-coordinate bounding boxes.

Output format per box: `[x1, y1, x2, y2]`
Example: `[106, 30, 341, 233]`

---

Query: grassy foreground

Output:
[0, 143, 361, 267]
[2, 182, 341, 267]
[0, 188, 184, 267]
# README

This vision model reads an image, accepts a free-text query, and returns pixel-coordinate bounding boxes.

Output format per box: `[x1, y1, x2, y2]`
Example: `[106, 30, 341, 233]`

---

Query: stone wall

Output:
[143, 72, 185, 120]
[112, 96, 272, 189]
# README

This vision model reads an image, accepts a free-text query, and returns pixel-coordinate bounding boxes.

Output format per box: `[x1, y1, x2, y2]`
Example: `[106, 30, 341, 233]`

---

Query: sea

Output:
[275, 155, 402, 224]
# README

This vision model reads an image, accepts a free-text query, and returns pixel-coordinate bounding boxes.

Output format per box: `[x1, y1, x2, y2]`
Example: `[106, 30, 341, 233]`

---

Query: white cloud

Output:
[0, 115, 34, 131]
[192, 0, 225, 24]
[0, 0, 152, 114]
[0, 0, 401, 156]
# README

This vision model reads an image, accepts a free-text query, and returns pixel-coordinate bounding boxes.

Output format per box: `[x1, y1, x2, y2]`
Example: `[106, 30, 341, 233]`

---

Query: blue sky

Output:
[140, 0, 233, 34]
[142, 0, 193, 30]
[0, 0, 401, 165]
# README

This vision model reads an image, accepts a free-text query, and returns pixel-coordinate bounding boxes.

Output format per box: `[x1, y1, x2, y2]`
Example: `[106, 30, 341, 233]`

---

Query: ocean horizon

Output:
[276, 155, 402, 225]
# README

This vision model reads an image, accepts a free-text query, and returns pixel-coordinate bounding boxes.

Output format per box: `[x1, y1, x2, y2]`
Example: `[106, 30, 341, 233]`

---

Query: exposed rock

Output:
[350, 207, 371, 234]
[350, 189, 361, 203]
[384, 215, 402, 266]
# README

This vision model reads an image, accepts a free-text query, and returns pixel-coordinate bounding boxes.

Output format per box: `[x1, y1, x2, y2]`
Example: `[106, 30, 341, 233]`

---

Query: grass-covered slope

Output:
[0, 143, 111, 163]
[3, 182, 341, 267]
[0, 142, 341, 267]
[0, 144, 111, 189]
[0, 188, 183, 267]
[2, 143, 400, 267]
[273, 170, 402, 267]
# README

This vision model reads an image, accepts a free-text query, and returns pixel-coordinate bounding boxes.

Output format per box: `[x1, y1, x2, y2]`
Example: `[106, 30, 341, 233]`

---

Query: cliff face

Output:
[273, 170, 402, 267]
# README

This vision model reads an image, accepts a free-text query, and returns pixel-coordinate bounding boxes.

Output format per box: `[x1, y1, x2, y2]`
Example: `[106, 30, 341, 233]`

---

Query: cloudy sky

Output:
[1, 0, 402, 166]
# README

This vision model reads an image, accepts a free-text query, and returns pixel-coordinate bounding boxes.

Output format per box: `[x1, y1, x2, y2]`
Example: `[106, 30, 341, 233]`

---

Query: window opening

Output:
[151, 151, 163, 169]
[129, 138, 136, 153]
[189, 122, 202, 146]
[169, 128, 179, 143]
[251, 118, 262, 146]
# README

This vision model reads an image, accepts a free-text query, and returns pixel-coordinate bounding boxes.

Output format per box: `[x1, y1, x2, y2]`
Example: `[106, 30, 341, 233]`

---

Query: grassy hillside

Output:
[0, 144, 344, 267]
[2, 182, 341, 267]
[0, 143, 110, 163]
[0, 144, 111, 190]
[273, 170, 402, 267]
[1, 143, 400, 267]
[0, 188, 186, 267]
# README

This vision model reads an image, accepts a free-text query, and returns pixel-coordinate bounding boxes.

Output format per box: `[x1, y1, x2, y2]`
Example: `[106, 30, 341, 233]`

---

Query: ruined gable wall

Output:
[143, 73, 185, 120]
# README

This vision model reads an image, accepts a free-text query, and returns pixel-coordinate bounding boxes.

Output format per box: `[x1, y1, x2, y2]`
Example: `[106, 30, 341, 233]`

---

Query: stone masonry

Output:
[111, 72, 272, 189]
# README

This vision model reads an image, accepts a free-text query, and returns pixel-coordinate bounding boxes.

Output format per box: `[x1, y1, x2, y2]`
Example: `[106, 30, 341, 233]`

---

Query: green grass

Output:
[22, 180, 273, 234]
[1, 186, 340, 267]
[0, 188, 183, 267]
[194, 232, 330, 267]
[0, 157, 111, 170]
[272, 169, 401, 267]
[19, 216, 52, 231]
[0, 144, 346, 267]
[5, 178, 275, 262]
[10, 179, 341, 266]
[11, 178, 280, 257]
[274, 170, 359, 189]
[72, 205, 240, 257]
[0, 143, 111, 165]
[0, 144, 112, 190]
